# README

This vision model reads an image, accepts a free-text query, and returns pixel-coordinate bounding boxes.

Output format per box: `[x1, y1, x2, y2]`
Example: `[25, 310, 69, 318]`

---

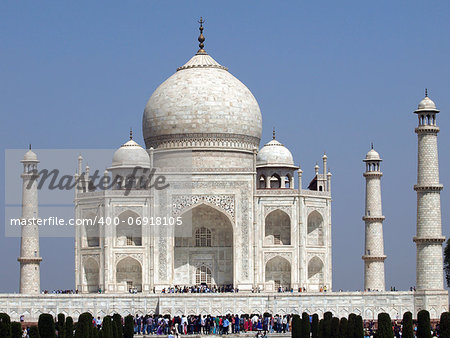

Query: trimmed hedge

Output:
[38, 313, 56, 338]
[311, 313, 319, 338]
[355, 315, 364, 338]
[0, 313, 12, 338]
[347, 313, 356, 338]
[123, 315, 134, 338]
[376, 312, 393, 338]
[440, 312, 450, 338]
[57, 313, 65, 338]
[292, 314, 301, 338]
[417, 310, 431, 338]
[75, 312, 93, 338]
[102, 316, 113, 338]
[301, 312, 310, 338]
[65, 316, 74, 338]
[401, 311, 414, 338]
[29, 326, 40, 338]
[11, 322, 22, 338]
[338, 317, 348, 338]
[331, 317, 339, 338]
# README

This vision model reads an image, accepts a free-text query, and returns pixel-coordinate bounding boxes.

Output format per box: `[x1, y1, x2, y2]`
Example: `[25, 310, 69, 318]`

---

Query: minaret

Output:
[18, 146, 42, 294]
[362, 146, 386, 291]
[413, 91, 445, 290]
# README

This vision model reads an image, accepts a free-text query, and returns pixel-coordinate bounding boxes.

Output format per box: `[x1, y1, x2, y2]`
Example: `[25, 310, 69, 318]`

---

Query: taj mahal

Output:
[1, 21, 448, 321]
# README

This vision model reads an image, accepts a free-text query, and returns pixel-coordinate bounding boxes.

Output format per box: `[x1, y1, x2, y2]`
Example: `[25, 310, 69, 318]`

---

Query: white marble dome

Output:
[22, 149, 38, 162]
[417, 96, 438, 111]
[365, 148, 381, 161]
[256, 139, 296, 167]
[111, 139, 150, 168]
[142, 52, 262, 150]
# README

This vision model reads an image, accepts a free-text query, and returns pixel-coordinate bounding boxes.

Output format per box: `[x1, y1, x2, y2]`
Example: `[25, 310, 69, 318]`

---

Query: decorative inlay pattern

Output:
[264, 252, 292, 264]
[172, 195, 235, 220]
[264, 205, 292, 218]
[115, 253, 143, 264]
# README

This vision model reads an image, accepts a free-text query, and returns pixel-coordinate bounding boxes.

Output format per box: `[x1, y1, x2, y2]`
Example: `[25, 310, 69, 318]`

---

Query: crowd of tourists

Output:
[124, 313, 290, 335]
[161, 285, 238, 293]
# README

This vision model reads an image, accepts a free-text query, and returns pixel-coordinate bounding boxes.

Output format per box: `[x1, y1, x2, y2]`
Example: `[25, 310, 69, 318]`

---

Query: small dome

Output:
[111, 139, 150, 168]
[365, 148, 381, 161]
[256, 139, 296, 168]
[22, 149, 38, 162]
[417, 96, 437, 111]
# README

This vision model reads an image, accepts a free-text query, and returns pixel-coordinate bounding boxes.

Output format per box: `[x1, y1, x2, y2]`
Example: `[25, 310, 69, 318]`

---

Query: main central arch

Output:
[173, 204, 234, 287]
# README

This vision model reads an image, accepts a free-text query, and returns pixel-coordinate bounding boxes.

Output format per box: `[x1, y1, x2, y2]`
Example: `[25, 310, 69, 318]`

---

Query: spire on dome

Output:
[272, 127, 276, 140]
[130, 128, 133, 140]
[197, 17, 207, 55]
[29, 144, 31, 150]
[425, 88, 428, 97]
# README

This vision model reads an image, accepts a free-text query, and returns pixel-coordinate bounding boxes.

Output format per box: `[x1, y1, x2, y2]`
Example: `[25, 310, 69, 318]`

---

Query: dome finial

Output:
[272, 127, 276, 140]
[425, 88, 428, 97]
[371, 142, 373, 150]
[197, 17, 206, 54]
[29, 144, 32, 150]
[129, 128, 133, 140]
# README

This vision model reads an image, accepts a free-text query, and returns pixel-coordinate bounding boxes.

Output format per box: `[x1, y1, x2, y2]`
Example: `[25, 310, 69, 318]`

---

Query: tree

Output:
[10, 322, 22, 338]
[123, 315, 134, 338]
[440, 312, 450, 338]
[38, 313, 56, 338]
[331, 317, 339, 338]
[75, 313, 93, 338]
[444, 239, 450, 287]
[318, 319, 324, 338]
[292, 314, 301, 338]
[338, 317, 348, 338]
[102, 316, 113, 338]
[417, 310, 431, 338]
[311, 314, 319, 338]
[323, 313, 332, 338]
[57, 313, 65, 338]
[112, 314, 123, 338]
[401, 311, 414, 338]
[29, 326, 40, 338]
[301, 312, 310, 338]
[347, 314, 356, 338]
[354, 315, 364, 338]
[65, 317, 74, 338]
[0, 313, 11, 338]
[376, 313, 393, 338]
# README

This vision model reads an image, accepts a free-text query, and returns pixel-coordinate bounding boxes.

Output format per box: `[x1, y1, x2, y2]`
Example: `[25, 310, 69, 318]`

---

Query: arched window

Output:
[265, 210, 291, 245]
[259, 175, 266, 189]
[285, 174, 291, 188]
[308, 256, 324, 287]
[83, 258, 99, 293]
[116, 210, 142, 246]
[270, 174, 282, 188]
[195, 266, 212, 285]
[116, 257, 142, 293]
[83, 213, 99, 248]
[195, 227, 212, 247]
[265, 256, 291, 291]
[307, 211, 324, 246]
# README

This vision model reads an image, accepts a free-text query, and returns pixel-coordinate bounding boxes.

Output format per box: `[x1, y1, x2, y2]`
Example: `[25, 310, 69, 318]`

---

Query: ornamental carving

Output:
[115, 253, 143, 265]
[82, 254, 100, 265]
[264, 252, 292, 264]
[264, 205, 292, 218]
[114, 206, 142, 217]
[172, 195, 235, 221]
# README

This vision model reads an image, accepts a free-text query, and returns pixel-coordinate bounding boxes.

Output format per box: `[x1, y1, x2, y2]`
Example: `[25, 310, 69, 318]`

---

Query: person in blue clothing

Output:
[222, 316, 230, 334]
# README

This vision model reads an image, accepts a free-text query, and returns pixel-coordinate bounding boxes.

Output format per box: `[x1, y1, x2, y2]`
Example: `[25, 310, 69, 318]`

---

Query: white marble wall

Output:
[1, 291, 447, 322]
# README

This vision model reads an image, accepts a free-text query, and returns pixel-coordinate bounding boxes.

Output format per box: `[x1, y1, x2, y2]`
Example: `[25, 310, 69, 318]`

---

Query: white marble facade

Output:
[74, 46, 332, 295]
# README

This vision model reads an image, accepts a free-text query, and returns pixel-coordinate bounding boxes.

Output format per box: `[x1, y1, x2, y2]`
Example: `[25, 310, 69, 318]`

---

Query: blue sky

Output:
[1, 1, 449, 292]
